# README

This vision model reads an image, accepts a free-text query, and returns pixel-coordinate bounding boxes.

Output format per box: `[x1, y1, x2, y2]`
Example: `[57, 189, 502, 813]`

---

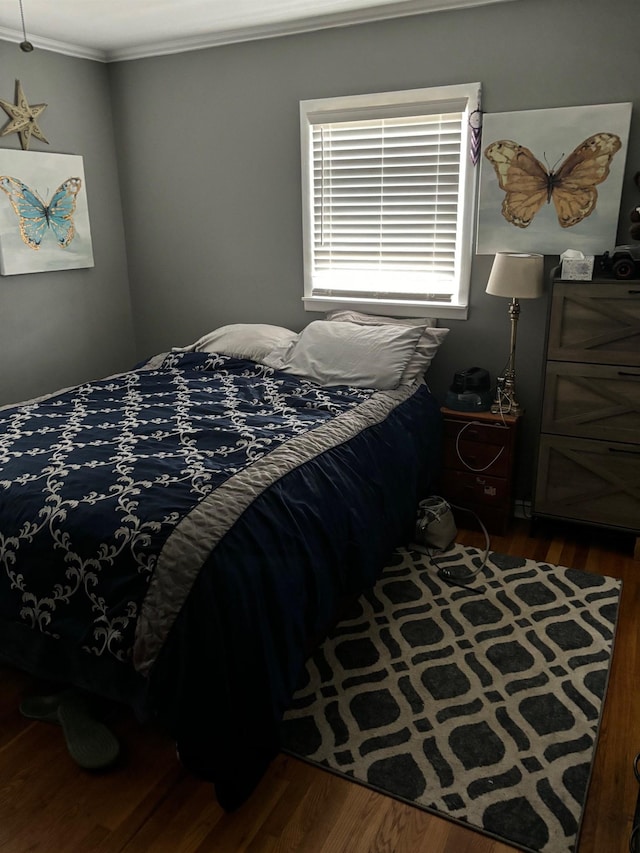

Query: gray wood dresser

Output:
[533, 275, 640, 555]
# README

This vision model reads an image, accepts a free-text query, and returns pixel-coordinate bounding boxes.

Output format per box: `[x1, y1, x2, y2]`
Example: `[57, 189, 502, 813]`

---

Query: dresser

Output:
[533, 276, 640, 550]
[439, 408, 521, 535]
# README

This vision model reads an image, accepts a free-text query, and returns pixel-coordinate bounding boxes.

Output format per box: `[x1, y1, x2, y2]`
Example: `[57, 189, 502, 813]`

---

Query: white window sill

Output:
[302, 295, 468, 321]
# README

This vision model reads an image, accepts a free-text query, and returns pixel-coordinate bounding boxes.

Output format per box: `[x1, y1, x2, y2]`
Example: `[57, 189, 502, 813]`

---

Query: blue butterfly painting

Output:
[0, 175, 82, 250]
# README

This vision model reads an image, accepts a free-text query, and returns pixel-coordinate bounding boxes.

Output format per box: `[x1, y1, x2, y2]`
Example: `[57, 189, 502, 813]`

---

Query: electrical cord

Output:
[435, 502, 491, 589]
[490, 357, 514, 422]
[455, 420, 505, 472]
[412, 500, 492, 591]
[492, 383, 516, 418]
[515, 497, 533, 520]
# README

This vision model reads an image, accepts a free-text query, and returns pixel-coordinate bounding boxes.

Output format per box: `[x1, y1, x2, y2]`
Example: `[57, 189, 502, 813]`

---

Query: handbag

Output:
[413, 496, 457, 551]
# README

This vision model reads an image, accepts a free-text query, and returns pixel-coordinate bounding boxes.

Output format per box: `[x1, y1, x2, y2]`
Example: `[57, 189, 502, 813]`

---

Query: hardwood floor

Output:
[0, 518, 638, 852]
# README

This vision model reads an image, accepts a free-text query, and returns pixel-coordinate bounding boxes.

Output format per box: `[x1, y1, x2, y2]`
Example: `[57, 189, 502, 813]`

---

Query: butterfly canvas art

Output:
[0, 176, 82, 250]
[0, 150, 93, 275]
[477, 103, 632, 255]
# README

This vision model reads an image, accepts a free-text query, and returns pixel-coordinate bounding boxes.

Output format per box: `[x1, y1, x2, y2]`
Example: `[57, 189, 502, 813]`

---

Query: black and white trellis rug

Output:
[281, 547, 621, 853]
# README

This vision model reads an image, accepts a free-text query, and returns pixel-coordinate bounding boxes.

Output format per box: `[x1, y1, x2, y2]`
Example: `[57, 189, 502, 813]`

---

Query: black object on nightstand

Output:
[439, 407, 521, 535]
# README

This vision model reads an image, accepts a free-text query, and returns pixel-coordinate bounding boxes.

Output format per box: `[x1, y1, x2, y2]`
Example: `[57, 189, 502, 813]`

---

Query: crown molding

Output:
[0, 25, 105, 62]
[107, 0, 515, 62]
[1, 0, 515, 64]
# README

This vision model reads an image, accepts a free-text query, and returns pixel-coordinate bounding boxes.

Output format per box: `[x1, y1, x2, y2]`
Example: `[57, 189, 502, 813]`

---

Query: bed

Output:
[0, 314, 446, 809]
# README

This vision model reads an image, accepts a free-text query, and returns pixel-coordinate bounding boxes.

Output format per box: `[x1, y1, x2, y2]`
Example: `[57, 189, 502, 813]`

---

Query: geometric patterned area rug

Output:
[281, 546, 621, 853]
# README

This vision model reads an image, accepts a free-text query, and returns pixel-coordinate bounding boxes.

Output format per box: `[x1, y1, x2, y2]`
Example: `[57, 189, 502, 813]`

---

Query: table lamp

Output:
[486, 252, 544, 416]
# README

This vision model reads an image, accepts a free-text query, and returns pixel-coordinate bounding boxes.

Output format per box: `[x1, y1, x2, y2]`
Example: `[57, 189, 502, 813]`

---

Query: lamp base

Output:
[490, 374, 524, 417]
[490, 397, 524, 417]
[490, 298, 526, 417]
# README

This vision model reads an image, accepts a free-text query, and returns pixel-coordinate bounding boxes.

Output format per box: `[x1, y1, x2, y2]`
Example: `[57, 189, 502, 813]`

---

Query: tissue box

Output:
[561, 255, 594, 280]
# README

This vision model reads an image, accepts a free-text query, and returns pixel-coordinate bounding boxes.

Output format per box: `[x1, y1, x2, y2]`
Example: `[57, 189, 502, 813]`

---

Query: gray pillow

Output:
[263, 320, 425, 389]
[325, 310, 449, 383]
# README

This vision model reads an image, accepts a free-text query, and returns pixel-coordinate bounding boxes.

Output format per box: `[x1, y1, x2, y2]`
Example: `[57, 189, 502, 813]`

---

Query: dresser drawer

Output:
[534, 434, 640, 532]
[547, 282, 640, 366]
[541, 361, 640, 443]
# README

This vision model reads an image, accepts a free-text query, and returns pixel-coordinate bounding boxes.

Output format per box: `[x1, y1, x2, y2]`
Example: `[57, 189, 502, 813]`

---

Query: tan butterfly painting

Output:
[484, 132, 622, 229]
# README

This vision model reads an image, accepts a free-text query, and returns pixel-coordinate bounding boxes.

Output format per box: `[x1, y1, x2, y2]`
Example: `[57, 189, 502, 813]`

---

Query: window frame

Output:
[299, 82, 481, 320]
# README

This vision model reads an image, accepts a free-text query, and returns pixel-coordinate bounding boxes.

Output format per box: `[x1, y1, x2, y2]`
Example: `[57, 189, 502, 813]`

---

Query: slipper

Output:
[56, 692, 120, 771]
[19, 688, 77, 723]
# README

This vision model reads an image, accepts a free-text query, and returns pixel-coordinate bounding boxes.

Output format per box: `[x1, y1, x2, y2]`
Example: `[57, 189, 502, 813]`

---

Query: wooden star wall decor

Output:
[0, 80, 48, 151]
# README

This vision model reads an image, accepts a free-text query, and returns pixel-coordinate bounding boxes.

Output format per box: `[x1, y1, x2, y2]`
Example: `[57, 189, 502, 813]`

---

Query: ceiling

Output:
[0, 0, 513, 62]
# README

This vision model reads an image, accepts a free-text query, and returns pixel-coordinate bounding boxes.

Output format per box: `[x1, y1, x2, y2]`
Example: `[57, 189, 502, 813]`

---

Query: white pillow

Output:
[326, 309, 439, 329]
[325, 310, 448, 383]
[187, 324, 298, 363]
[402, 326, 449, 382]
[263, 320, 424, 389]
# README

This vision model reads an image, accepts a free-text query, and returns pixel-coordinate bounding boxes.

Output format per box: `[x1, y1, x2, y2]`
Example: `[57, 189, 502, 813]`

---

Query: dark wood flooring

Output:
[0, 518, 638, 852]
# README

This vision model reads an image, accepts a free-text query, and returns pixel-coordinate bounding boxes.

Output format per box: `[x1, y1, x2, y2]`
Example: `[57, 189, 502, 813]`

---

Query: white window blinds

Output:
[300, 84, 481, 319]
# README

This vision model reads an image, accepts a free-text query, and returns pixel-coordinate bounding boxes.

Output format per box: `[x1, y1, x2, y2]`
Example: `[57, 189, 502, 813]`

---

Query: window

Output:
[300, 83, 481, 319]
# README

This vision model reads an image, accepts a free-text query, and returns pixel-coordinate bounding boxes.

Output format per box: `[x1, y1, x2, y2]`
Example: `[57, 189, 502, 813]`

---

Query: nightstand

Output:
[438, 407, 521, 535]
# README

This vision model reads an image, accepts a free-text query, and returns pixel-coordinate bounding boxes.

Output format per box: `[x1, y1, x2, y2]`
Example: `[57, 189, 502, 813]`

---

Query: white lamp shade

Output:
[486, 252, 544, 299]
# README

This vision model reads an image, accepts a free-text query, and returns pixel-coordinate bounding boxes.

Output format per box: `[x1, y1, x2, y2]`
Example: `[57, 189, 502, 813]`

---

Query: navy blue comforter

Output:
[0, 351, 441, 807]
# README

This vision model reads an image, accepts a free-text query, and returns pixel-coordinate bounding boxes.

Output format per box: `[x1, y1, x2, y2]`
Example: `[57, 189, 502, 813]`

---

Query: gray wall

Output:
[0, 43, 135, 406]
[1, 0, 638, 505]
[108, 0, 640, 502]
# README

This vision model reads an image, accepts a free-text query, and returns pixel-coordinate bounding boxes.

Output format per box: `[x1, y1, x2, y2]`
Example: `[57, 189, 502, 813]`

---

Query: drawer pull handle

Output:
[456, 421, 505, 472]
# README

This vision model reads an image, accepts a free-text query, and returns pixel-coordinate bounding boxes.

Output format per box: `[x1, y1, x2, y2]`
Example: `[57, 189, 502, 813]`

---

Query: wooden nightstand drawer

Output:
[443, 435, 510, 478]
[443, 469, 510, 506]
[442, 417, 511, 448]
